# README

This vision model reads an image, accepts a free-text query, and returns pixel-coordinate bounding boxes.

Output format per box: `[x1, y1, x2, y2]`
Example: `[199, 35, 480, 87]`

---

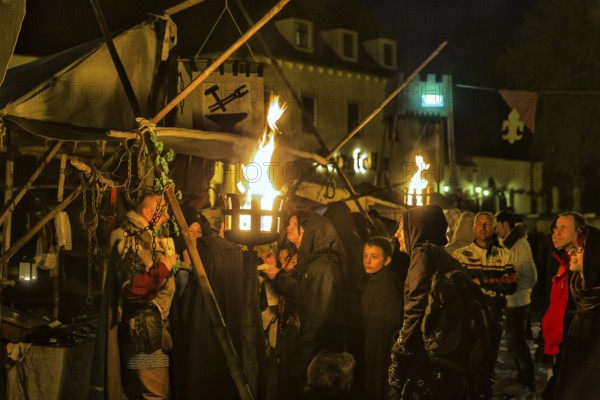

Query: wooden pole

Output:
[165, 0, 206, 16]
[0, 141, 63, 227]
[327, 41, 448, 159]
[0, 148, 123, 266]
[1, 156, 14, 279]
[150, 0, 290, 125]
[52, 153, 68, 319]
[164, 186, 254, 400]
[89, 0, 143, 117]
[0, 186, 82, 266]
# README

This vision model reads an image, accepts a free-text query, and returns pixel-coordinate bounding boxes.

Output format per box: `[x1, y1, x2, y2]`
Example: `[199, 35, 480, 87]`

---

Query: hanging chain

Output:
[123, 128, 147, 206]
[80, 170, 105, 305]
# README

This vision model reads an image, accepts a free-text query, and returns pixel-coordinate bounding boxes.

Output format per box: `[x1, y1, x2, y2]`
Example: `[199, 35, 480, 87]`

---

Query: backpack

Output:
[421, 264, 492, 377]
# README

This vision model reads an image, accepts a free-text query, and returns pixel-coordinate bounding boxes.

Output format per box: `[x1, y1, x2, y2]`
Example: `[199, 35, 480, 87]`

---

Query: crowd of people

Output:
[91, 192, 600, 400]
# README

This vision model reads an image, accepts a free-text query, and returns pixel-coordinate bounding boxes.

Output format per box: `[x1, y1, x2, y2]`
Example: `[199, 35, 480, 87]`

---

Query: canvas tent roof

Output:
[0, 14, 326, 166]
[293, 181, 406, 220]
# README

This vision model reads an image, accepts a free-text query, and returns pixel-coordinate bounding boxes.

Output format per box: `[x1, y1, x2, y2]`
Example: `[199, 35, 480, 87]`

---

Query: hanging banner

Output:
[177, 59, 265, 138]
[499, 89, 537, 144]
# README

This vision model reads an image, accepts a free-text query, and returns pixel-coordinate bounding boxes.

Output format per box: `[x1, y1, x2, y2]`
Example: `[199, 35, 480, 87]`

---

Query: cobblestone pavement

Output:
[493, 321, 550, 400]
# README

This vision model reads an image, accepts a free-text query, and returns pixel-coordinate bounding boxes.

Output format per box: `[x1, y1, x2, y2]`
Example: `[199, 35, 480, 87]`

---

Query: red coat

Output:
[541, 252, 570, 355]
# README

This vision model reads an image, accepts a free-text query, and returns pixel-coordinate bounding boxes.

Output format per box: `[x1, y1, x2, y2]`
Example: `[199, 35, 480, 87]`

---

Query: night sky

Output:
[16, 0, 594, 210]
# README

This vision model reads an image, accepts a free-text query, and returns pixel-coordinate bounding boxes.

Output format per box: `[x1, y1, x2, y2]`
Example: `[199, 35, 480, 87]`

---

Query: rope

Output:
[455, 83, 600, 95]
[195, 0, 257, 61]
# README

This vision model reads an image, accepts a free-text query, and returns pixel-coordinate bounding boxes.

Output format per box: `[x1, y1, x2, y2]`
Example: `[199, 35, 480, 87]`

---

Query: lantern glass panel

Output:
[240, 215, 251, 231]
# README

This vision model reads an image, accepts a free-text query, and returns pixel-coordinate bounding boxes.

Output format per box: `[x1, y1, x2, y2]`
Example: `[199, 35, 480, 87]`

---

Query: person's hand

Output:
[262, 266, 280, 280]
[259, 251, 276, 267]
[160, 254, 178, 271]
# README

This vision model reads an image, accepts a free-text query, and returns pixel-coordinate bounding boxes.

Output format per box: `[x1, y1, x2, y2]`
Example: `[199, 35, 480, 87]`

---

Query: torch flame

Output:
[267, 96, 286, 132]
[407, 155, 430, 206]
[240, 96, 286, 231]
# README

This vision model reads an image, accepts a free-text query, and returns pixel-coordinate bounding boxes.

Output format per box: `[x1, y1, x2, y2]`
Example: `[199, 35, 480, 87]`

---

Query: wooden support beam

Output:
[164, 0, 205, 15]
[151, 0, 290, 125]
[0, 140, 63, 227]
[89, 0, 143, 117]
[0, 185, 83, 266]
[327, 41, 448, 158]
[0, 148, 123, 267]
[164, 186, 254, 400]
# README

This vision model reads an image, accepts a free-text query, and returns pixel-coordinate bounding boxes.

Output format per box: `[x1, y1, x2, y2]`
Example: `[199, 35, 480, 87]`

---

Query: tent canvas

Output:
[0, 14, 325, 166]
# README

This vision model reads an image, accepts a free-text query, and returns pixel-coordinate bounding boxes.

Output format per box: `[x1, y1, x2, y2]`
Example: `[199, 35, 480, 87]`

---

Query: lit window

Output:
[421, 94, 444, 108]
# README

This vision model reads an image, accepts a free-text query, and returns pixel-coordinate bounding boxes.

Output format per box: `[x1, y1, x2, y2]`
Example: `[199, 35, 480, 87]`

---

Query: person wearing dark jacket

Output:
[264, 210, 346, 398]
[388, 204, 483, 399]
[361, 236, 403, 399]
[170, 207, 260, 400]
[495, 211, 537, 396]
[323, 201, 366, 389]
[554, 225, 600, 399]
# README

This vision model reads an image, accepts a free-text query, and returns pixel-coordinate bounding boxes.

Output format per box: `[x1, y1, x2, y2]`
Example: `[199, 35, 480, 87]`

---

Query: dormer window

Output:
[383, 43, 393, 67]
[296, 22, 309, 48]
[343, 33, 354, 58]
[321, 29, 358, 62]
[362, 38, 397, 69]
[275, 18, 314, 53]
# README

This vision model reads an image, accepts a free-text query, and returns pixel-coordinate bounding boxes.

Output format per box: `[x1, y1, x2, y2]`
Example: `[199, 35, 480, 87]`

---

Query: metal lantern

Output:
[223, 193, 286, 246]
[404, 187, 431, 207]
[19, 257, 37, 282]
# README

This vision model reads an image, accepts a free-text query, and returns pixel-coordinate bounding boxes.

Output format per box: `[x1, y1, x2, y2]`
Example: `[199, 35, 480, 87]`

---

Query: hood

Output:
[402, 204, 448, 255]
[323, 201, 355, 234]
[502, 222, 528, 249]
[296, 210, 346, 267]
[583, 225, 600, 289]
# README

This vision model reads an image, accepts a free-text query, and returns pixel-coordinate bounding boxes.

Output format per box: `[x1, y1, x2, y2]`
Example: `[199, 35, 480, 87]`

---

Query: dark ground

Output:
[493, 318, 550, 400]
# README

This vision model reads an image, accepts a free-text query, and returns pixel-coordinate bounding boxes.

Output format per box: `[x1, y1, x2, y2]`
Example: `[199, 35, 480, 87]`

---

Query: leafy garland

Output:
[139, 120, 188, 275]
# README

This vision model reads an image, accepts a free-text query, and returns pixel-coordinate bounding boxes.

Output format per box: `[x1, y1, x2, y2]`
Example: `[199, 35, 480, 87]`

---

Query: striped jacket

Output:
[452, 242, 518, 320]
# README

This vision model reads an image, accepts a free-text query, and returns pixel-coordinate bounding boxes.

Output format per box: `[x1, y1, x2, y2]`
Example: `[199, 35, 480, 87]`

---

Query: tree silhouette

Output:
[501, 0, 600, 213]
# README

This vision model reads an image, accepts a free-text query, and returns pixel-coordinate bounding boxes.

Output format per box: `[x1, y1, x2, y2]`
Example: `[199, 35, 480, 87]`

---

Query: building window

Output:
[383, 43, 393, 66]
[343, 33, 354, 58]
[301, 95, 316, 132]
[296, 22, 309, 48]
[347, 102, 360, 134]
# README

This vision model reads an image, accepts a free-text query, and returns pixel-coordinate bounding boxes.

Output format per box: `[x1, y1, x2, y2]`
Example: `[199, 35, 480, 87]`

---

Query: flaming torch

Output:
[406, 155, 430, 206]
[224, 97, 287, 246]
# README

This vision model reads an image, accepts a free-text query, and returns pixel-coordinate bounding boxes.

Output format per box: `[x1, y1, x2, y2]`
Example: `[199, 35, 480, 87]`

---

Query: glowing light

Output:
[475, 187, 482, 194]
[421, 94, 444, 107]
[407, 155, 430, 206]
[442, 185, 450, 193]
[353, 148, 368, 174]
[241, 96, 286, 231]
[483, 189, 490, 197]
